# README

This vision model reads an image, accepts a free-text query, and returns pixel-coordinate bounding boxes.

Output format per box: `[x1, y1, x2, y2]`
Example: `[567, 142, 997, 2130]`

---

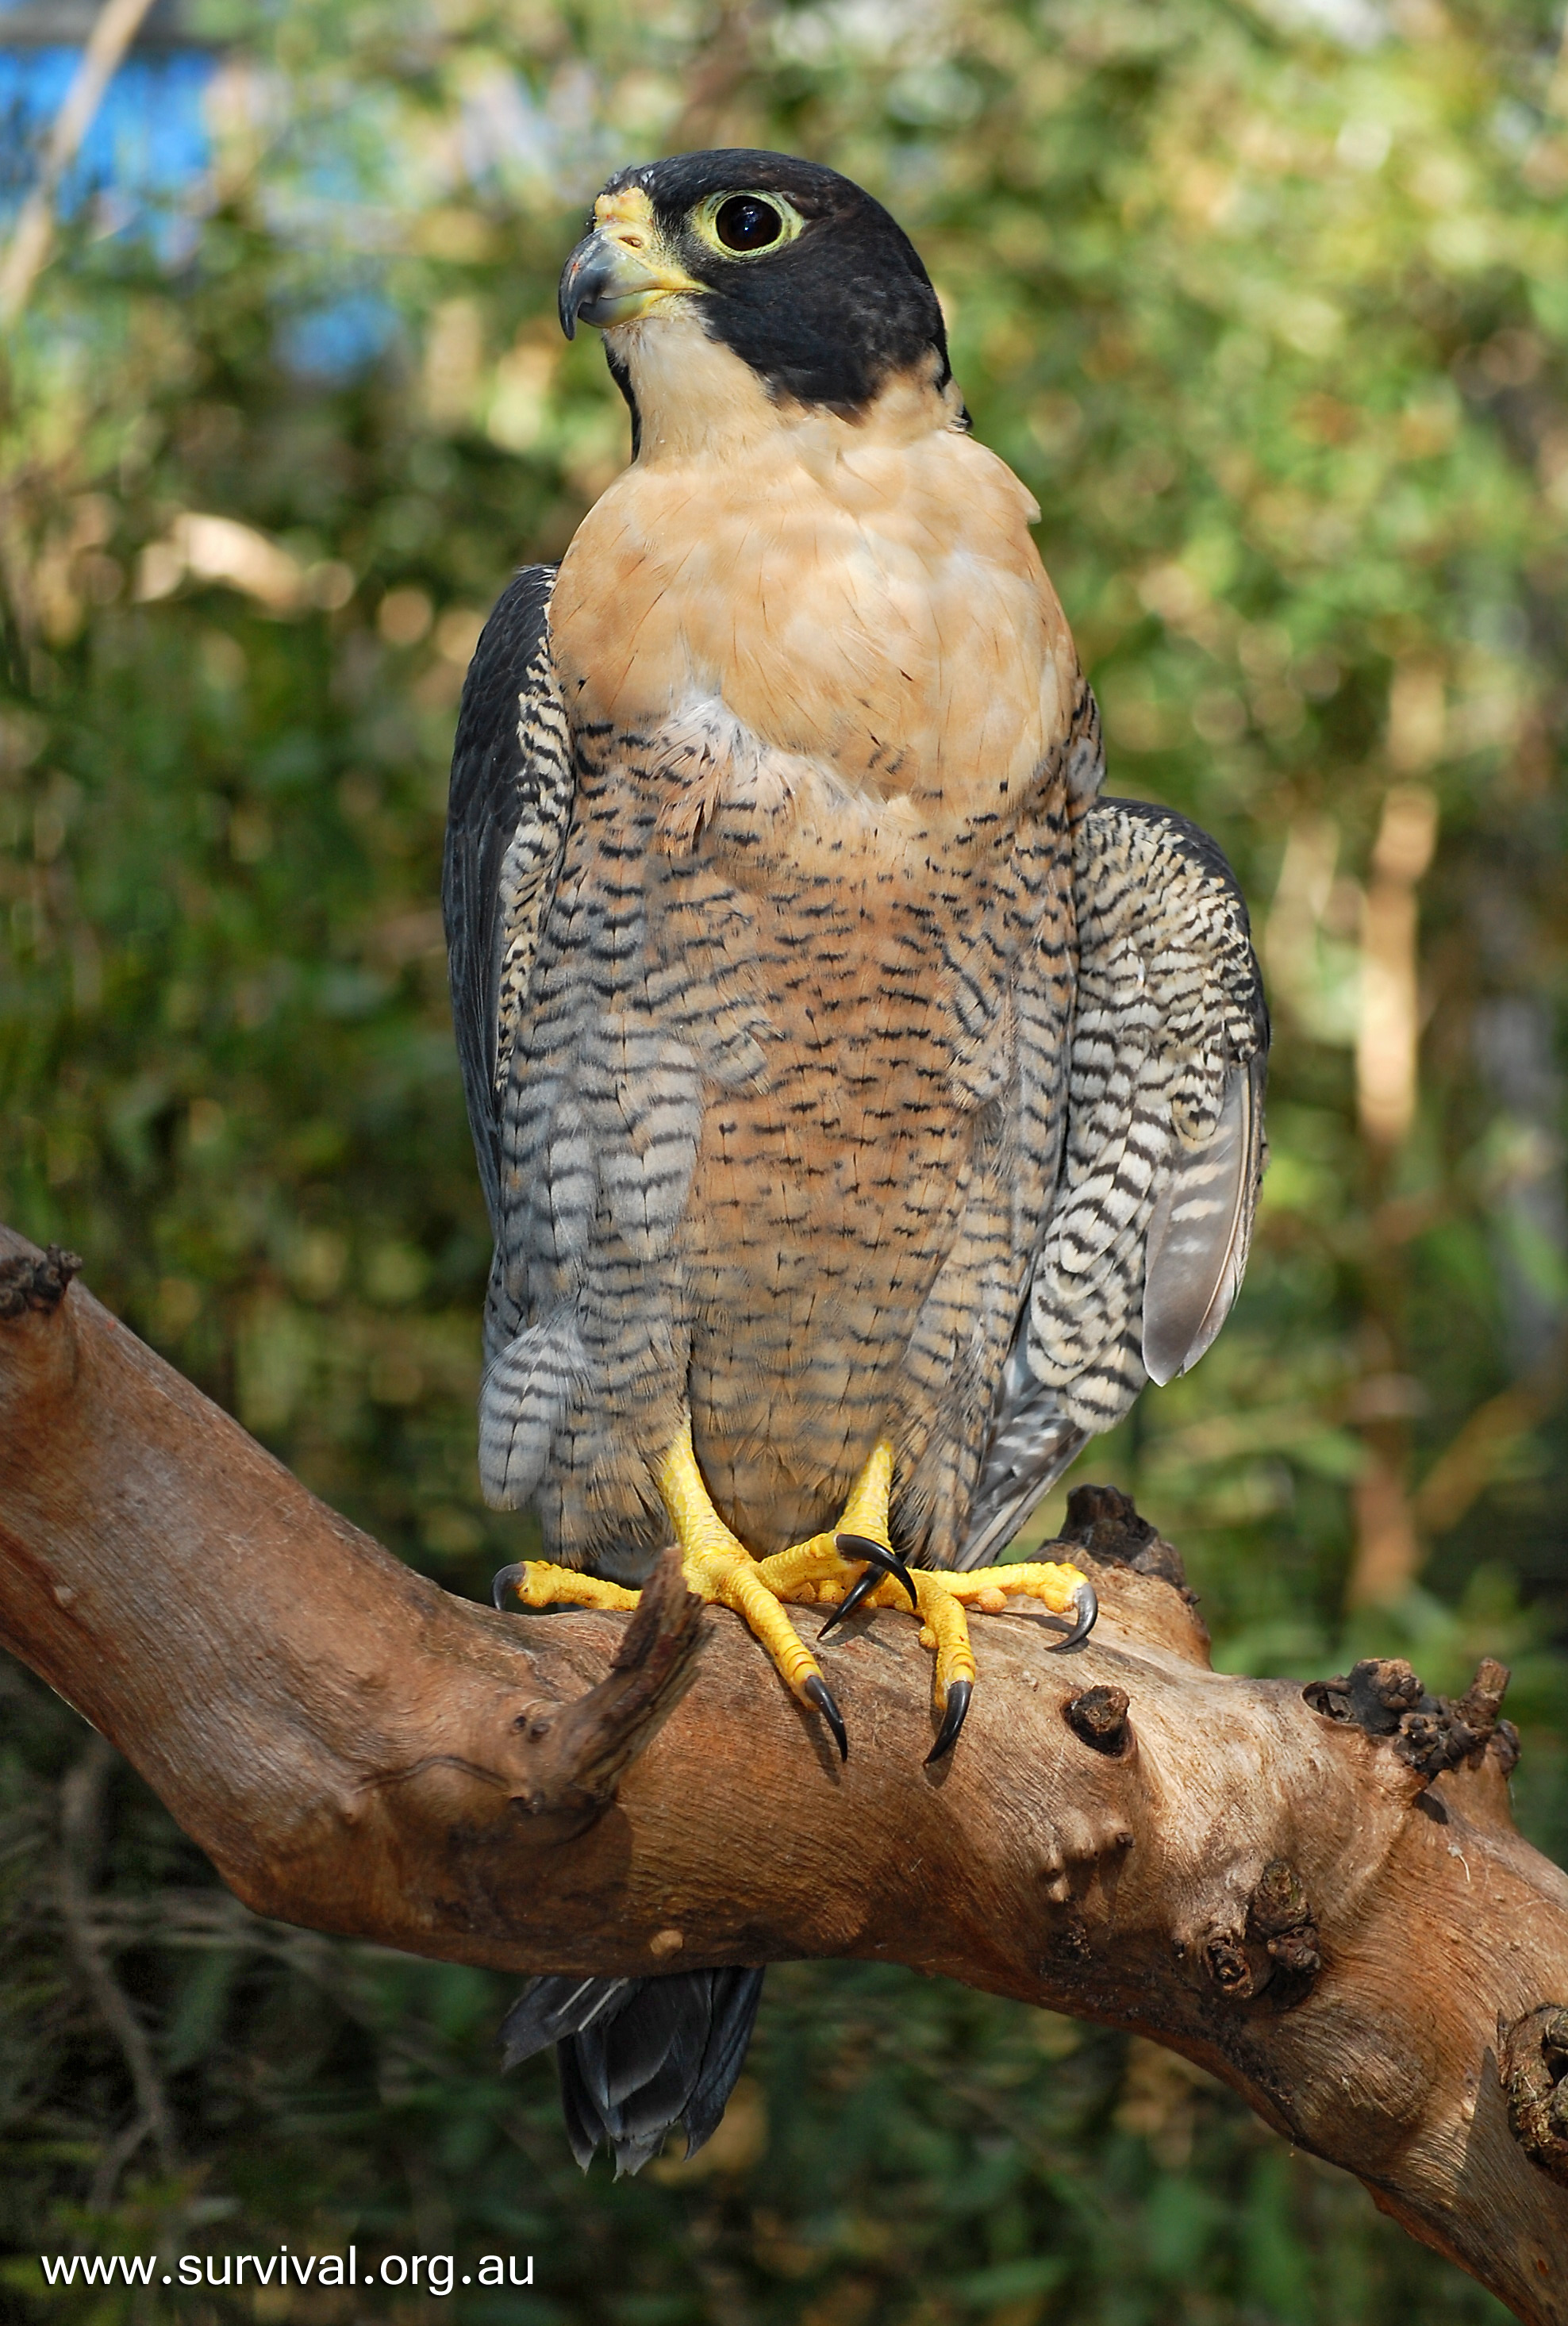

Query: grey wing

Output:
[442, 564, 573, 1230]
[959, 796, 1269, 1569]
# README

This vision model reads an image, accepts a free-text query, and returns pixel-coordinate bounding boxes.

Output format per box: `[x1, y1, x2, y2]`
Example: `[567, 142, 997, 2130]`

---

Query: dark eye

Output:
[713, 195, 783, 252]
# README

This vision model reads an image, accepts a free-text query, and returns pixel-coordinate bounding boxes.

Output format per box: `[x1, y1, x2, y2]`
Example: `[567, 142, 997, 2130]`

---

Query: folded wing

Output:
[960, 796, 1268, 1567]
[441, 563, 573, 1228]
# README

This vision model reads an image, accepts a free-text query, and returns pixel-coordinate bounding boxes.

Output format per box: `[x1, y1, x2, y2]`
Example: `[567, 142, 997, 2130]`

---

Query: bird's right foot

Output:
[654, 1421, 864, 1759]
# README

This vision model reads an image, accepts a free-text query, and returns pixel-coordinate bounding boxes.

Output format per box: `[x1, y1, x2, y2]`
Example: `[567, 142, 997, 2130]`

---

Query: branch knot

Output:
[1502, 2003, 1568, 2188]
[1063, 1683, 1131, 1755]
[1303, 1656, 1516, 1782]
[1202, 1859, 1320, 2010]
[0, 1244, 82, 1320]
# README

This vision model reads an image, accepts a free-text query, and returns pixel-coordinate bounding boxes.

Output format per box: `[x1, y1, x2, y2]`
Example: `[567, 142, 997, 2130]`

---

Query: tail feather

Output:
[500, 1968, 765, 2176]
[680, 1969, 763, 2155]
[578, 1976, 706, 2112]
[499, 1974, 630, 2065]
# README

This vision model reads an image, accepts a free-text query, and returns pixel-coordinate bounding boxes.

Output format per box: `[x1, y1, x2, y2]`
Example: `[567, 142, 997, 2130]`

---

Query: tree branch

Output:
[2, 1224, 1566, 2317]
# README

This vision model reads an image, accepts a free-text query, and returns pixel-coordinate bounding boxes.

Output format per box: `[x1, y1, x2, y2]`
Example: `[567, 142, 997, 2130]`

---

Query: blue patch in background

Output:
[0, 40, 214, 226]
[0, 28, 399, 378]
[276, 289, 400, 380]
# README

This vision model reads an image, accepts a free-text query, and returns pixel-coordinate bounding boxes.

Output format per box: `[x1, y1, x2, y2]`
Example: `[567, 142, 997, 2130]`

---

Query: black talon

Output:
[817, 1563, 880, 1637]
[804, 1673, 848, 1762]
[492, 1563, 527, 1610]
[834, 1532, 919, 1611]
[925, 1678, 971, 1765]
[1046, 1578, 1098, 1652]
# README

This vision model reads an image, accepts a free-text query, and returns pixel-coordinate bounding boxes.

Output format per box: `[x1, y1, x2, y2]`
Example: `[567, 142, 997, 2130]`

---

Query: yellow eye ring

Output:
[691, 190, 806, 260]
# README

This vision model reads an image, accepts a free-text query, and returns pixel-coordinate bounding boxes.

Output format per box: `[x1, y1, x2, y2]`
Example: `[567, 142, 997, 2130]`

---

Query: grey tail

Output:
[499, 1967, 766, 2177]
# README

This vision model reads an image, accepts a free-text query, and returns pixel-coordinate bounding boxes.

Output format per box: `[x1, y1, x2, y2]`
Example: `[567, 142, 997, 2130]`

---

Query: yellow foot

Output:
[490, 1434, 902, 1762]
[797, 1551, 1094, 1764]
[651, 1423, 909, 1761]
[896, 1559, 1097, 1763]
[702, 1439, 1093, 1766]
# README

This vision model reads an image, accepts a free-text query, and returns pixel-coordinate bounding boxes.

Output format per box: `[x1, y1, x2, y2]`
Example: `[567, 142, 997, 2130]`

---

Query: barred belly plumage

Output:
[482, 709, 1081, 1577]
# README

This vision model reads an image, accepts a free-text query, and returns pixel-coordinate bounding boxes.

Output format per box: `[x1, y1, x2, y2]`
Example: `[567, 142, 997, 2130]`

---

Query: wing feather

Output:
[1143, 1047, 1266, 1385]
[1035, 794, 1268, 1424]
[442, 564, 572, 1228]
[961, 792, 1267, 1565]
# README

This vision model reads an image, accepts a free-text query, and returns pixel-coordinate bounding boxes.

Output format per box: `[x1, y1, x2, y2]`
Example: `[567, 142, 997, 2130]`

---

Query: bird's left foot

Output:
[874, 1560, 1097, 1763]
[759, 1448, 1097, 1764]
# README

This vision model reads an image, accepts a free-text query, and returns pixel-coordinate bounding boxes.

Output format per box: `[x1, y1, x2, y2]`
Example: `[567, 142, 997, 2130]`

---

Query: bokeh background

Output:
[2, 0, 1566, 2316]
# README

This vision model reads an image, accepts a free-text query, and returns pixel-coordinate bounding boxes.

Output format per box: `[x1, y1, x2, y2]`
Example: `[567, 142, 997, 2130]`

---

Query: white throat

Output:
[604, 306, 963, 466]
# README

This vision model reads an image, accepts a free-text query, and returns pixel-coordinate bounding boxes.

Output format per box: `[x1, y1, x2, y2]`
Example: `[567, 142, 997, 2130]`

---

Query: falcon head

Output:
[558, 150, 961, 438]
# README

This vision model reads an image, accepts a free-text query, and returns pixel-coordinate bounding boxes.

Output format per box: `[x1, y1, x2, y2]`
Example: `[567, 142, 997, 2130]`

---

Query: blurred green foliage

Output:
[2, 0, 1566, 2316]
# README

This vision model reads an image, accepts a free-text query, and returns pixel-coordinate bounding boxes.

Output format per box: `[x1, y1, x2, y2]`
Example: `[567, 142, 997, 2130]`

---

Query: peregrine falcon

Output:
[444, 151, 1268, 2171]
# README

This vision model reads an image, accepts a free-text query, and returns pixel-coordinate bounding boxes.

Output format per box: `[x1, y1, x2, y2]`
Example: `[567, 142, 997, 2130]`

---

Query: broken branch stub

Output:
[2, 1223, 1568, 2323]
[510, 1546, 706, 1833]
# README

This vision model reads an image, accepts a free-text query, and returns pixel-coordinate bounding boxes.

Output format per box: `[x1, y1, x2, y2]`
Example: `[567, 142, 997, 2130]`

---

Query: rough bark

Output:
[2, 1221, 1566, 2316]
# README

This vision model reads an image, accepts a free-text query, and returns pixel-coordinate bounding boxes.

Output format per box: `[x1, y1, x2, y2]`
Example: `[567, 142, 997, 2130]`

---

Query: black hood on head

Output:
[591, 148, 954, 417]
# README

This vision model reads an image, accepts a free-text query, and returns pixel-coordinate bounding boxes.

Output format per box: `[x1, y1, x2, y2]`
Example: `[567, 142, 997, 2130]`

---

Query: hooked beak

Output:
[558, 226, 705, 340]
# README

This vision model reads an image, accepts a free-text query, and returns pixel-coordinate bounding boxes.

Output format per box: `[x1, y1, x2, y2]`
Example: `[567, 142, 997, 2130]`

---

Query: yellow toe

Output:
[494, 1561, 640, 1613]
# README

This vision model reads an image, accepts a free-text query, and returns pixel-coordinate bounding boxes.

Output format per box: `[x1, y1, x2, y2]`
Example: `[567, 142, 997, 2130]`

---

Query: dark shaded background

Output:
[2, 0, 1566, 2316]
